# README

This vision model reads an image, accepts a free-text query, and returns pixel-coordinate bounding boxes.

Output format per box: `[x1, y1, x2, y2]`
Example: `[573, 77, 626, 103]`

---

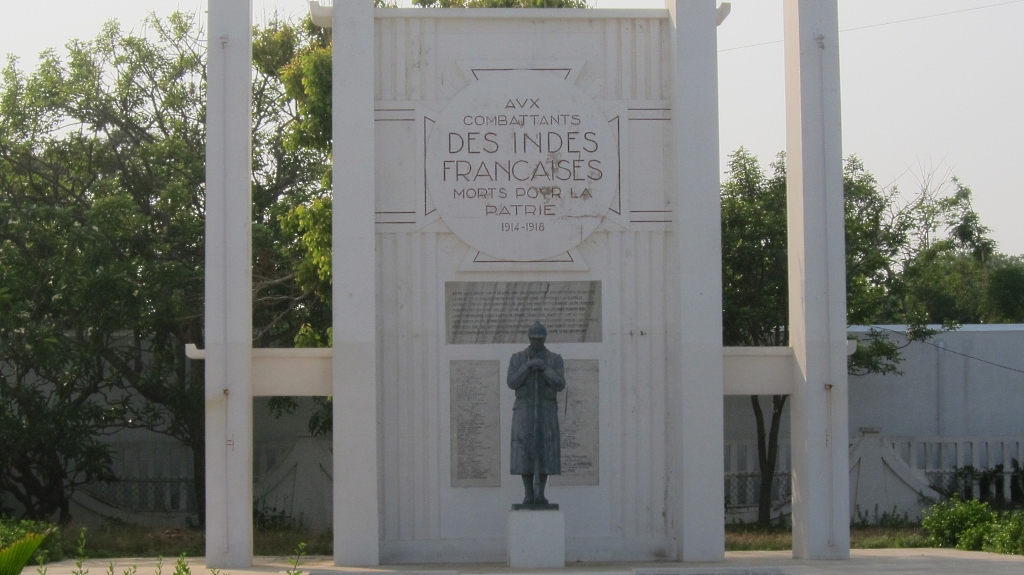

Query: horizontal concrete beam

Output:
[723, 346, 795, 395]
[723, 341, 855, 396]
[185, 341, 857, 398]
[186, 345, 332, 396]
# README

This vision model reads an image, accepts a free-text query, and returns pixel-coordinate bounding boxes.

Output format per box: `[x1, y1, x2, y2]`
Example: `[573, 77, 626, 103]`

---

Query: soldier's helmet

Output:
[528, 321, 547, 339]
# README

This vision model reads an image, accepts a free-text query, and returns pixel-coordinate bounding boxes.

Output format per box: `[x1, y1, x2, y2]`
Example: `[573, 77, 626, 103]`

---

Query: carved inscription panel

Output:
[446, 281, 601, 344]
[552, 359, 599, 487]
[425, 70, 618, 262]
[450, 360, 502, 487]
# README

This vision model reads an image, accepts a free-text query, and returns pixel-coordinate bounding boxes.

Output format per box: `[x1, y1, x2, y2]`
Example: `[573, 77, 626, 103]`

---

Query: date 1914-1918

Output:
[501, 222, 545, 232]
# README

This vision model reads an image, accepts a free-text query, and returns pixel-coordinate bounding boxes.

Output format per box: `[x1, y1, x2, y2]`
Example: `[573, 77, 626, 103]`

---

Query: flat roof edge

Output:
[374, 7, 670, 19]
[309, 2, 670, 27]
[848, 324, 1024, 333]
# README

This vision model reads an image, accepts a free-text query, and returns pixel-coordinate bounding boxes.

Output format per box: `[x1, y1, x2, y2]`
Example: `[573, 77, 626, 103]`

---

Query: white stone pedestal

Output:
[507, 510, 565, 568]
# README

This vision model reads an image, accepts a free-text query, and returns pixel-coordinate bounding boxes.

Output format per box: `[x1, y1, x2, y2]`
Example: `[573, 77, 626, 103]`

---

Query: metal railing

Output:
[724, 471, 791, 510]
[80, 478, 197, 513]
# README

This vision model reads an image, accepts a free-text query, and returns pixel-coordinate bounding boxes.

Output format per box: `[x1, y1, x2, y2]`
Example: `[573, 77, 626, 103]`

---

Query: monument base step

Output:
[511, 502, 560, 511]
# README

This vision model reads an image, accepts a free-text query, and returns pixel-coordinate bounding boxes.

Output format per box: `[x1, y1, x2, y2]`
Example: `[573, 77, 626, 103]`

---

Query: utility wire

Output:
[718, 0, 1024, 53]
[868, 325, 1024, 376]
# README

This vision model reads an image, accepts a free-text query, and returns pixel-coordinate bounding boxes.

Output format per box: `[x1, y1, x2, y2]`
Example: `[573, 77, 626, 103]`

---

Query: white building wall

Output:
[371, 11, 683, 563]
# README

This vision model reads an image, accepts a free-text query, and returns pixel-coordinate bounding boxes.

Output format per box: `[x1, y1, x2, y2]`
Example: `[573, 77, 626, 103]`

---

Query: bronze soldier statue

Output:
[508, 321, 565, 508]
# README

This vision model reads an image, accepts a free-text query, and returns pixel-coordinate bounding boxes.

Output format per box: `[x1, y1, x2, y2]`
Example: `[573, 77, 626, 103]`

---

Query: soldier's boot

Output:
[521, 474, 536, 504]
[535, 474, 549, 505]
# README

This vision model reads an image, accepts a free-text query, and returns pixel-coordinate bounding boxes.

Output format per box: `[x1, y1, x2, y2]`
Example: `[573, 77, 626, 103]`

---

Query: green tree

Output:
[986, 257, 1024, 322]
[721, 148, 940, 526]
[0, 14, 329, 523]
[720, 150, 789, 527]
[896, 177, 1024, 325]
[412, 0, 587, 6]
[724, 149, 1019, 526]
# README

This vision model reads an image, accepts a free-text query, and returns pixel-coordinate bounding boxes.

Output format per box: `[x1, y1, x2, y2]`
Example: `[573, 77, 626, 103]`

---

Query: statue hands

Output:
[526, 357, 546, 371]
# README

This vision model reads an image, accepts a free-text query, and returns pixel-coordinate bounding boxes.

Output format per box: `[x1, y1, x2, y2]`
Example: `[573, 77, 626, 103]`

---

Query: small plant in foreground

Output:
[0, 518, 62, 563]
[71, 529, 88, 575]
[0, 531, 51, 575]
[286, 542, 307, 575]
[155, 556, 163, 575]
[173, 553, 191, 575]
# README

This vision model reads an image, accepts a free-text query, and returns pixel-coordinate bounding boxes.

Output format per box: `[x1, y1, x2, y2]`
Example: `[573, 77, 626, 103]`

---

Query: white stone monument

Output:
[200, 0, 849, 567]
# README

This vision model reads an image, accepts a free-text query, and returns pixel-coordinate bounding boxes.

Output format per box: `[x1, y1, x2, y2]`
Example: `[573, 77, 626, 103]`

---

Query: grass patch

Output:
[725, 523, 929, 551]
[852, 526, 929, 549]
[254, 530, 331, 556]
[54, 521, 930, 557]
[725, 524, 791, 551]
[55, 524, 332, 559]
[61, 525, 204, 559]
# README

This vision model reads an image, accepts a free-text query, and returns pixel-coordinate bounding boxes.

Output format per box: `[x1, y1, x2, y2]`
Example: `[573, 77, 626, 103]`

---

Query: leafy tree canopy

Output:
[0, 13, 330, 522]
[721, 147, 1022, 526]
[412, 0, 587, 7]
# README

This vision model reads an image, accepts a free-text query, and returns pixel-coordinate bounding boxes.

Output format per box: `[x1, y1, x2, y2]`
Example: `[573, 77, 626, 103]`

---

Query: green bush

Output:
[922, 498, 994, 548]
[984, 512, 1024, 555]
[956, 522, 993, 551]
[0, 518, 63, 563]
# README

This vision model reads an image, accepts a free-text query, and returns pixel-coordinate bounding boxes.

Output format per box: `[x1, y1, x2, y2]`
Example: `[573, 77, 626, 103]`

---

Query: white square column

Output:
[665, 0, 725, 562]
[205, 0, 253, 568]
[784, 0, 851, 560]
[332, 0, 380, 566]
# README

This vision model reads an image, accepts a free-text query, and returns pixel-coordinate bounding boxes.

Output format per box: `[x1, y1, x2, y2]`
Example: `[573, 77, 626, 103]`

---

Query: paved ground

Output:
[36, 550, 1024, 575]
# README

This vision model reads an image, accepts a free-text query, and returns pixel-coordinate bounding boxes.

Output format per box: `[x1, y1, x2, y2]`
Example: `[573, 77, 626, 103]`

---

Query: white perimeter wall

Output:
[725, 325, 1024, 444]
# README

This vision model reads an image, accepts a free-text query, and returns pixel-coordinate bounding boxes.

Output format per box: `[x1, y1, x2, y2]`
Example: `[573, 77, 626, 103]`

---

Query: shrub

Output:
[0, 518, 63, 563]
[956, 522, 992, 551]
[922, 497, 994, 548]
[984, 511, 1024, 555]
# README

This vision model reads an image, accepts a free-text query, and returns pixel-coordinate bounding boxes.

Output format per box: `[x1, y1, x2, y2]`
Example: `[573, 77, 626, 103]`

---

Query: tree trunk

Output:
[191, 434, 206, 527]
[189, 352, 207, 527]
[751, 394, 788, 527]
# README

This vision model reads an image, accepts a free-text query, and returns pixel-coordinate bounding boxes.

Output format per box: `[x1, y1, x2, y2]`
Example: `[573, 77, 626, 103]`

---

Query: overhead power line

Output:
[718, 0, 1024, 53]
[868, 325, 1024, 376]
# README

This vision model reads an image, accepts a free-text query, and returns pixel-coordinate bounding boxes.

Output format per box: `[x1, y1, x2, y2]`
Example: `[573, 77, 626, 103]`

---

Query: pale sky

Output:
[3, 0, 1022, 255]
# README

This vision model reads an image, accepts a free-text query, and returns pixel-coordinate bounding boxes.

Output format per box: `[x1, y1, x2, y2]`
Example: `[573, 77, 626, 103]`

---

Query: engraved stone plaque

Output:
[446, 281, 601, 344]
[551, 359, 599, 486]
[450, 360, 501, 487]
[425, 71, 619, 262]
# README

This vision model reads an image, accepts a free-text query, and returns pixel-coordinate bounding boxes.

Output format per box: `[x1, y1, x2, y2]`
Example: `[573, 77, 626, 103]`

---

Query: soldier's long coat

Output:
[507, 346, 566, 475]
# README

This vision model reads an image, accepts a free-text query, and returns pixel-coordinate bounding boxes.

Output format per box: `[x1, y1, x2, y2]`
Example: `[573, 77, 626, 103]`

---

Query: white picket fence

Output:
[78, 436, 1024, 521]
[725, 436, 1024, 517]
[887, 436, 1024, 504]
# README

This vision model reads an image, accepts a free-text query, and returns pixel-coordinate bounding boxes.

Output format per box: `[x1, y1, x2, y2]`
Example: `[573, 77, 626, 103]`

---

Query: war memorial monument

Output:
[199, 0, 850, 568]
